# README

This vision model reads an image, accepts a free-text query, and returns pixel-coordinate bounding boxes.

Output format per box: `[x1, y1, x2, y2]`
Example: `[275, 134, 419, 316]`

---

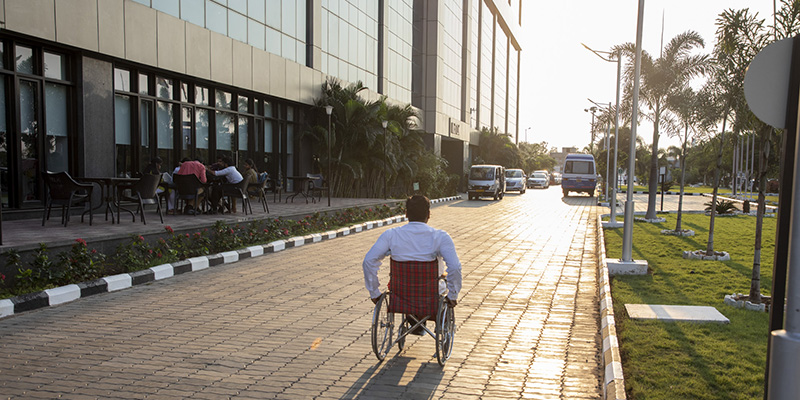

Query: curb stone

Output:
[597, 215, 627, 400]
[0, 195, 462, 319]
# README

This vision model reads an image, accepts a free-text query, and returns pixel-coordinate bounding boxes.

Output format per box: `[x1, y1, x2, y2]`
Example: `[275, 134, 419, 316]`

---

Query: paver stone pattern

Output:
[0, 187, 601, 399]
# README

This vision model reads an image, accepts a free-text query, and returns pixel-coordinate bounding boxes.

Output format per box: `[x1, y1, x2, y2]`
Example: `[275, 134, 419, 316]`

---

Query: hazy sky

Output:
[518, 0, 777, 152]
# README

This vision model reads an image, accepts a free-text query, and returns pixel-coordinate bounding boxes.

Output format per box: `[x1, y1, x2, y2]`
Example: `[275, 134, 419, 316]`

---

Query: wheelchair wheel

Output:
[371, 292, 395, 361]
[435, 299, 456, 366]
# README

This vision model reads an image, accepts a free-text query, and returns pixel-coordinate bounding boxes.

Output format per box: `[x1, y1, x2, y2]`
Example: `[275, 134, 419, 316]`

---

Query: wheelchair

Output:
[370, 259, 456, 366]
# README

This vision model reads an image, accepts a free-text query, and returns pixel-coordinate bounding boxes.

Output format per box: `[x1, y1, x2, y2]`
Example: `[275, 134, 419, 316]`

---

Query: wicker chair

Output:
[42, 171, 94, 227]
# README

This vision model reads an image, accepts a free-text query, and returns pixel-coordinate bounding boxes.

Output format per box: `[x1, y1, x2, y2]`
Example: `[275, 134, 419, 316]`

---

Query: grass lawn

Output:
[604, 213, 775, 400]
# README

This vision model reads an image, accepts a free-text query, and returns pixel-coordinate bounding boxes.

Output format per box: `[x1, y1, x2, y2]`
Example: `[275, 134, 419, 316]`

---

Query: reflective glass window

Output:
[216, 111, 235, 155]
[206, 0, 227, 35]
[282, 34, 295, 61]
[248, 19, 265, 49]
[228, 0, 246, 14]
[229, 11, 247, 43]
[114, 68, 131, 92]
[282, 0, 295, 37]
[264, 119, 273, 152]
[196, 108, 209, 162]
[195, 86, 209, 105]
[215, 90, 232, 109]
[157, 101, 174, 153]
[132, 0, 149, 5]
[263, 101, 273, 118]
[114, 94, 132, 175]
[238, 95, 249, 113]
[248, 0, 265, 23]
[139, 73, 150, 95]
[45, 83, 68, 173]
[181, 82, 190, 102]
[0, 42, 5, 70]
[180, 0, 205, 26]
[266, 27, 281, 55]
[265, 0, 280, 29]
[140, 100, 153, 168]
[44, 52, 65, 80]
[156, 76, 173, 99]
[15, 45, 34, 74]
[238, 116, 248, 152]
[296, 0, 306, 40]
[152, 0, 179, 17]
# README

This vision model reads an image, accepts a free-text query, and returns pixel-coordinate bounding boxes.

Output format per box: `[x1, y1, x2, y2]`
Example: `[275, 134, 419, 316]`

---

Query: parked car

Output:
[527, 172, 550, 189]
[504, 168, 526, 193]
[550, 172, 562, 185]
[468, 164, 506, 200]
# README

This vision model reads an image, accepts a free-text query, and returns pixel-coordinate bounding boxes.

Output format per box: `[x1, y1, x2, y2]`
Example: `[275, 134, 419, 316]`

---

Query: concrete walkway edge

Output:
[0, 196, 462, 320]
[597, 215, 627, 400]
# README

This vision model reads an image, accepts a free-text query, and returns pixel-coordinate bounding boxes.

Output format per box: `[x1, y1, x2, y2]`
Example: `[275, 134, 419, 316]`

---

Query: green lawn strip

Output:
[604, 213, 774, 400]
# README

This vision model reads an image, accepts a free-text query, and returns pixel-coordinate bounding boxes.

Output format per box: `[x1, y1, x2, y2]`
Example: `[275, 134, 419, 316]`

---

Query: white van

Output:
[561, 154, 597, 197]
[468, 165, 506, 200]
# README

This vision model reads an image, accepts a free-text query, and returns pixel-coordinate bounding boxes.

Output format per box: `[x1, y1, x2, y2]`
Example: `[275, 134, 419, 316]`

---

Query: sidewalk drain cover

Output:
[625, 304, 729, 323]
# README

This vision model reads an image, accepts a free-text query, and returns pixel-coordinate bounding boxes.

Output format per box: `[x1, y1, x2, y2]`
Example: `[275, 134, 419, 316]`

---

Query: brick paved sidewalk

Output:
[0, 188, 602, 399]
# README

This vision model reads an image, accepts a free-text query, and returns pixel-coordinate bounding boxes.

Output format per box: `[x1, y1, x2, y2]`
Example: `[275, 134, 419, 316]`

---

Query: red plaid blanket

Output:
[388, 259, 439, 316]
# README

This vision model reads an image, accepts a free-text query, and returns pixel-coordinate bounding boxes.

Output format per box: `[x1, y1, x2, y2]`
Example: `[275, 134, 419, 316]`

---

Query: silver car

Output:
[504, 169, 526, 193]
[527, 172, 550, 189]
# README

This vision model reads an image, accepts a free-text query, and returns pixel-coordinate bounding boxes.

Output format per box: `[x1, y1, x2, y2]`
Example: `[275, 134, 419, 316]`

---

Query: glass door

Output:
[19, 79, 42, 205]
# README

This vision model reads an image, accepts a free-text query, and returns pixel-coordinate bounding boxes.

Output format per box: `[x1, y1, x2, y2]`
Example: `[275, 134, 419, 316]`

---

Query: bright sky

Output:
[519, 0, 777, 152]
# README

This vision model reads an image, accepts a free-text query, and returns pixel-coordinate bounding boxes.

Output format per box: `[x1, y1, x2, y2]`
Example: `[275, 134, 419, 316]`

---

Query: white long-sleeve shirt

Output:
[362, 221, 462, 301]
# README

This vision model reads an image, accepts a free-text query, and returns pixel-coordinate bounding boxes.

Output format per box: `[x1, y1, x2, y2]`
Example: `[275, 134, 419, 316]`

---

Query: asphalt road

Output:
[0, 186, 602, 399]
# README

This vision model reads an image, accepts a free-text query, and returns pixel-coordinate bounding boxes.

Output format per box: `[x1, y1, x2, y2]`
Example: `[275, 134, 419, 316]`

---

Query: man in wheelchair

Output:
[362, 195, 462, 339]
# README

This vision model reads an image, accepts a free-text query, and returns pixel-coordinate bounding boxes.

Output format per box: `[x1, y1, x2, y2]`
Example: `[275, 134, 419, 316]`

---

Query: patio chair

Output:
[117, 174, 164, 224]
[247, 172, 270, 213]
[224, 178, 253, 215]
[268, 172, 283, 202]
[173, 174, 205, 215]
[42, 171, 94, 227]
[306, 173, 330, 203]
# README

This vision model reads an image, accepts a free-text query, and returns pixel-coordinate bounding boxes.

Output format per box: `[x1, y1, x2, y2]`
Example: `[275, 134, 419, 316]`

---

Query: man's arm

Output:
[438, 231, 462, 303]
[362, 230, 392, 300]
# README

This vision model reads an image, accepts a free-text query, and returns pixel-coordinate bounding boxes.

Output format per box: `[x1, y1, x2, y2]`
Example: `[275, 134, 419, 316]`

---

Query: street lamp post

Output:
[582, 43, 623, 227]
[325, 105, 333, 207]
[589, 99, 612, 203]
[584, 106, 597, 153]
[524, 127, 531, 143]
[382, 120, 388, 199]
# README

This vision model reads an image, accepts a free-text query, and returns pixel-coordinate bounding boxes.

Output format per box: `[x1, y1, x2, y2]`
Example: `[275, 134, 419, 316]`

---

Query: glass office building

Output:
[0, 0, 521, 210]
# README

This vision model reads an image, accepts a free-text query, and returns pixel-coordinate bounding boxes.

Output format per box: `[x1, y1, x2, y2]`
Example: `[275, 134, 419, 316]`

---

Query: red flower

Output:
[138, 235, 145, 242]
[165, 226, 174, 233]
[157, 252, 162, 258]
[263, 229, 269, 233]
[75, 238, 87, 247]
[229, 228, 234, 234]
[148, 249, 153, 255]
[185, 233, 190, 238]
[91, 249, 97, 254]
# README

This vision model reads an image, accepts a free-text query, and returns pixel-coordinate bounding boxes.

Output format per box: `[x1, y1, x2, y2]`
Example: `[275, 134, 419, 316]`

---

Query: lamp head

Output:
[325, 105, 333, 115]
[381, 120, 388, 129]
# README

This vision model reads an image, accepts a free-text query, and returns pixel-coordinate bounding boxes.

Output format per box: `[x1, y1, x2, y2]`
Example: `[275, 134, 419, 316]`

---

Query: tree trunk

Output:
[706, 113, 728, 256]
[646, 103, 661, 220]
[676, 124, 689, 232]
[749, 126, 771, 303]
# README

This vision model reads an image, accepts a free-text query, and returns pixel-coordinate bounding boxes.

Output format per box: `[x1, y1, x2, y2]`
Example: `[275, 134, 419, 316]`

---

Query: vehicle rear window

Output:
[470, 168, 494, 180]
[565, 161, 594, 174]
[533, 173, 547, 179]
[505, 170, 523, 178]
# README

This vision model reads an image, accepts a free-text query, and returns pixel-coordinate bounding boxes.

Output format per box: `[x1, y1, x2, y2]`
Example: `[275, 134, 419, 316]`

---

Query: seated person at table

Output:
[142, 156, 163, 176]
[205, 156, 244, 214]
[176, 157, 208, 215]
[243, 159, 259, 184]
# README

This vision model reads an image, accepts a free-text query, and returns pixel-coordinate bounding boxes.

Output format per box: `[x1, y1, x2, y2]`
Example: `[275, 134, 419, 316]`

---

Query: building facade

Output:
[0, 0, 521, 210]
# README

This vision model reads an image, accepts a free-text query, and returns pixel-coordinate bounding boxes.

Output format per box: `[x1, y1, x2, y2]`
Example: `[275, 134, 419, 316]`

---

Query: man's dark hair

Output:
[222, 156, 234, 167]
[151, 156, 163, 164]
[406, 195, 430, 222]
[181, 157, 192, 163]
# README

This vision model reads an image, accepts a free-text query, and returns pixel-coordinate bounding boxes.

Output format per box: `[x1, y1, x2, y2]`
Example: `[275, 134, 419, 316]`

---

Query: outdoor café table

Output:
[77, 177, 139, 224]
[285, 176, 317, 204]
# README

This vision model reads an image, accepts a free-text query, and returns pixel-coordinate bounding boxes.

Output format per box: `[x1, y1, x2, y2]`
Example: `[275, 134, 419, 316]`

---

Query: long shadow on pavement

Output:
[341, 356, 444, 399]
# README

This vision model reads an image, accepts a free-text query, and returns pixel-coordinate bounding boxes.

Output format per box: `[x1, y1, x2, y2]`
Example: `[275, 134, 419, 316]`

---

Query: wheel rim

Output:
[436, 302, 454, 365]
[371, 294, 394, 360]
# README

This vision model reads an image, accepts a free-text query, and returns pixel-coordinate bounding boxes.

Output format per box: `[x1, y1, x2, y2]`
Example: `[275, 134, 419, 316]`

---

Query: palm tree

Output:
[617, 31, 710, 220]
[665, 86, 714, 233]
[474, 127, 520, 168]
